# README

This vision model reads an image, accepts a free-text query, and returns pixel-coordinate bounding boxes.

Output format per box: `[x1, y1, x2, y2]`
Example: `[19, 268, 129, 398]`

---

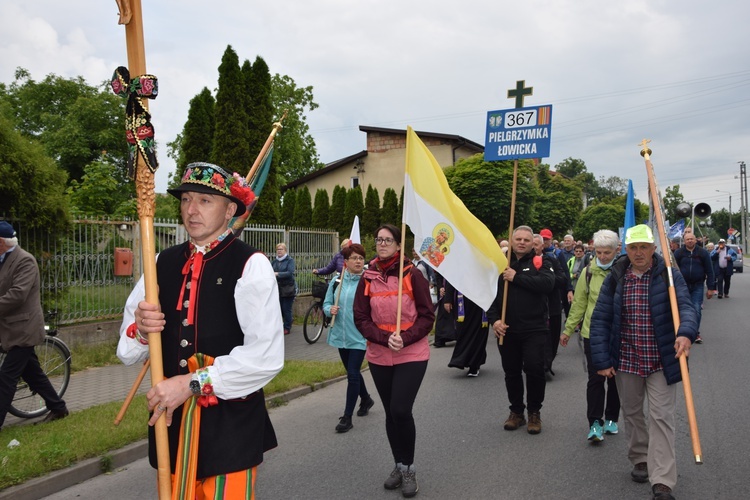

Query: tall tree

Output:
[271, 74, 323, 184]
[312, 189, 330, 229]
[293, 185, 312, 227]
[344, 186, 364, 236]
[0, 113, 69, 232]
[663, 185, 686, 223]
[246, 57, 273, 155]
[244, 56, 279, 225]
[212, 46, 250, 173]
[329, 186, 346, 235]
[381, 187, 399, 228]
[0, 68, 126, 183]
[531, 165, 583, 236]
[444, 154, 539, 236]
[362, 185, 381, 236]
[574, 204, 625, 242]
[166, 87, 216, 218]
[67, 157, 134, 217]
[281, 189, 297, 225]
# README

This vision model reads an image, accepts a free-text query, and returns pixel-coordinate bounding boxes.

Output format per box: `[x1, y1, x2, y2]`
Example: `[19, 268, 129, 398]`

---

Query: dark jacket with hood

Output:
[589, 253, 698, 385]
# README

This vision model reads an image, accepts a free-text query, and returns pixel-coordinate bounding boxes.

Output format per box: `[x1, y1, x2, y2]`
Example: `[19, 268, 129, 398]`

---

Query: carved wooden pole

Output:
[116, 1, 172, 497]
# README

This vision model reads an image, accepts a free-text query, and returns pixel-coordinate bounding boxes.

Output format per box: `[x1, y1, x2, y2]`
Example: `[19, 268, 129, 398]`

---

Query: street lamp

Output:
[716, 190, 732, 239]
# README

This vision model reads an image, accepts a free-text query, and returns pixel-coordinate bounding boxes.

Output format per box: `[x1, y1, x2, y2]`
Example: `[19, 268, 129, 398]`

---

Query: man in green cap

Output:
[589, 224, 697, 500]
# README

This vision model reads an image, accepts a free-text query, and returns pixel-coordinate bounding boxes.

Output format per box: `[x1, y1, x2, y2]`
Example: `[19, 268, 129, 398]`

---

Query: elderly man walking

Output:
[590, 224, 697, 500]
[673, 232, 714, 343]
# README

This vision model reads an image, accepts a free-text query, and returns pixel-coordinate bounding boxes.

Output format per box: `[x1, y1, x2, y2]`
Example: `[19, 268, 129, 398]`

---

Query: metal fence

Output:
[1, 216, 337, 325]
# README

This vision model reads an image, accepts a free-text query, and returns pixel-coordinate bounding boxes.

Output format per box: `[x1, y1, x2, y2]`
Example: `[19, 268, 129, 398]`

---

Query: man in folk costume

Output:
[117, 162, 284, 498]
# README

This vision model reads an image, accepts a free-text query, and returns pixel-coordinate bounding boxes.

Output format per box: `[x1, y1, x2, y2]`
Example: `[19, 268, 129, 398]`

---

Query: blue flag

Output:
[621, 179, 636, 254]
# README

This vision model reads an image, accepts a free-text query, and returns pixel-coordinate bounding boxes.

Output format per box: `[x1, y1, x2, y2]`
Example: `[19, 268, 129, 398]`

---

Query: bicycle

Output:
[303, 277, 332, 344]
[0, 311, 72, 419]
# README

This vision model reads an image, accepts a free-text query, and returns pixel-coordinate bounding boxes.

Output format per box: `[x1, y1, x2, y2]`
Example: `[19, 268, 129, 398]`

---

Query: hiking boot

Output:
[603, 420, 619, 434]
[384, 464, 403, 490]
[357, 396, 375, 416]
[401, 465, 419, 498]
[652, 483, 675, 500]
[631, 462, 648, 483]
[527, 412, 542, 434]
[587, 420, 604, 442]
[503, 411, 526, 431]
[335, 415, 353, 433]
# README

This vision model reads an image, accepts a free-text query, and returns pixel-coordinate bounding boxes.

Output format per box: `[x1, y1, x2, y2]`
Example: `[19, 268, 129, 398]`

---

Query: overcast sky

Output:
[1, 1, 748, 215]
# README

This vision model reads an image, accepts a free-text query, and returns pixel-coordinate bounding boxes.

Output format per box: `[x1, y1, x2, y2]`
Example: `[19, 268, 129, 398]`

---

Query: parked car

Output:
[727, 244, 744, 273]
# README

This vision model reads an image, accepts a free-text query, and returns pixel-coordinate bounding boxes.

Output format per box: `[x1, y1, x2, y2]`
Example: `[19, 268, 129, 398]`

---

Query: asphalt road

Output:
[43, 272, 749, 499]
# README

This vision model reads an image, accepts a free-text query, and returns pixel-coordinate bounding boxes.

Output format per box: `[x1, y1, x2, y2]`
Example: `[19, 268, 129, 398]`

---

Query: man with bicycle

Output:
[0, 221, 69, 430]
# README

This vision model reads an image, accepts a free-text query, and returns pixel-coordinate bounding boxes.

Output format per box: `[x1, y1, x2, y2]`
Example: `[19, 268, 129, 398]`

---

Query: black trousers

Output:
[583, 338, 620, 426]
[369, 361, 428, 466]
[545, 314, 562, 372]
[0, 346, 67, 427]
[498, 330, 547, 414]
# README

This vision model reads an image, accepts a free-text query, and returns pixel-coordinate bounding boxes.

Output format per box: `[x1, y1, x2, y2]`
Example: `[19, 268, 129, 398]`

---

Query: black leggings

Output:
[369, 361, 428, 466]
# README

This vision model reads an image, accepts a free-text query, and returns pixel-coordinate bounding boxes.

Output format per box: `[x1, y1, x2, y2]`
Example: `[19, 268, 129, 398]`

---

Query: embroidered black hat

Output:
[168, 162, 255, 217]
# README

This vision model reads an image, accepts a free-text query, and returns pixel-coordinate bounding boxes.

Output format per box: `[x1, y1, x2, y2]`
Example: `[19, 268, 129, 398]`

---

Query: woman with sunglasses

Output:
[323, 242, 375, 433]
[354, 224, 435, 498]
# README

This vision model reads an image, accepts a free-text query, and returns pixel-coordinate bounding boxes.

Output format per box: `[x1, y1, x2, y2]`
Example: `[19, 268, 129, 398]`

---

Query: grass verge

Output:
[0, 359, 345, 490]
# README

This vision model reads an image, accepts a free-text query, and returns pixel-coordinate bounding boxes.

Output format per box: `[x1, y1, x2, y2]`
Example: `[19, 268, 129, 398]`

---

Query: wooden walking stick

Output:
[115, 1, 172, 496]
[114, 359, 150, 425]
[640, 139, 703, 464]
[498, 158, 518, 346]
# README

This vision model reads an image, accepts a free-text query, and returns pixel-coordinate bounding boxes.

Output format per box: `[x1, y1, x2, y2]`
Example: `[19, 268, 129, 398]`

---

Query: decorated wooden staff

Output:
[231, 111, 288, 235]
[640, 139, 703, 464]
[113, 0, 171, 496]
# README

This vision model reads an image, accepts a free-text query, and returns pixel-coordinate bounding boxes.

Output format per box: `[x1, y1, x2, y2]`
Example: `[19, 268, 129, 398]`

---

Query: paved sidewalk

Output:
[1, 324, 343, 499]
[5, 324, 338, 429]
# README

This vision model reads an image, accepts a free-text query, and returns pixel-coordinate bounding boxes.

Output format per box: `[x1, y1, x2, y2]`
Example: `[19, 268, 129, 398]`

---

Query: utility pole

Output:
[740, 161, 747, 251]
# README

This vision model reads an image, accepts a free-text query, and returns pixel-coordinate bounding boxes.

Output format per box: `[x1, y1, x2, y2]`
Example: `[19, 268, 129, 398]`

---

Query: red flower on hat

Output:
[139, 77, 155, 96]
[212, 172, 226, 189]
[230, 182, 255, 206]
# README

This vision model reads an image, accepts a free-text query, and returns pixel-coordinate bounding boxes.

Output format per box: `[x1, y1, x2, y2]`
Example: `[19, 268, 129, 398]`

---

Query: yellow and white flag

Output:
[404, 126, 507, 311]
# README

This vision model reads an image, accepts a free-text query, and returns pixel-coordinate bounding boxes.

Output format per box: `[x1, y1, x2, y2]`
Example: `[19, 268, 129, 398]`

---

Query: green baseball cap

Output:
[625, 224, 655, 245]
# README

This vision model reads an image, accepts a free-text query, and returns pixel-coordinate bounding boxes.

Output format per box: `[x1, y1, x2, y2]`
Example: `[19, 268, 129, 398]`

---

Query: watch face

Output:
[190, 379, 201, 395]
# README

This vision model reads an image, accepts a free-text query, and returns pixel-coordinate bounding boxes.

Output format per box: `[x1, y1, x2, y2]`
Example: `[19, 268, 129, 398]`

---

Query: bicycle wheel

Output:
[9, 336, 72, 419]
[303, 302, 326, 344]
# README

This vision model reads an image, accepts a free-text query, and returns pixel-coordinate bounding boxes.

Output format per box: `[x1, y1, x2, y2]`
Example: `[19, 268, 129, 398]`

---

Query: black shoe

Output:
[433, 342, 445, 348]
[718, 294, 723, 299]
[652, 483, 675, 500]
[40, 408, 69, 424]
[357, 397, 375, 417]
[695, 334, 703, 344]
[335, 415, 353, 433]
[631, 462, 648, 483]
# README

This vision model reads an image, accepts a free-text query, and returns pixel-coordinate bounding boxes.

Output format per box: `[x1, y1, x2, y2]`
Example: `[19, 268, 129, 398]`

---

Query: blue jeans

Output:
[338, 348, 370, 416]
[279, 296, 294, 331]
[688, 283, 704, 329]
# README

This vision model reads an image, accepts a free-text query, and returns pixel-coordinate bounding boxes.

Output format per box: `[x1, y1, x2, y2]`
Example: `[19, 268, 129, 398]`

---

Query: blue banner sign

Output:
[484, 105, 552, 161]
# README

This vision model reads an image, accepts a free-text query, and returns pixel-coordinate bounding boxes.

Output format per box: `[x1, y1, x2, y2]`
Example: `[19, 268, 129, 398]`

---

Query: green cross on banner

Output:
[507, 80, 533, 109]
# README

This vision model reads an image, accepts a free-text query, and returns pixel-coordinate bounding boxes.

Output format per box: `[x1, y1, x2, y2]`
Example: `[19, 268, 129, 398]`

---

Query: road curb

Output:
[0, 376, 348, 500]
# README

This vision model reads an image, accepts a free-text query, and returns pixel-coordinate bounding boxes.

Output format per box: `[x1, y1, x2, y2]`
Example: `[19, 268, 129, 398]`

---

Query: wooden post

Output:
[116, 1, 172, 496]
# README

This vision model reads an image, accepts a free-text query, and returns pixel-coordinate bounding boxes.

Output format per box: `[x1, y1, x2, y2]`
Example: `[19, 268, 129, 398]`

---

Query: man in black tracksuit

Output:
[487, 226, 556, 435]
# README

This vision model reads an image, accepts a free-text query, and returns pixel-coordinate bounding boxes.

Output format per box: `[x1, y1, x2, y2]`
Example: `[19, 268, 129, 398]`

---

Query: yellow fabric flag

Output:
[404, 126, 507, 310]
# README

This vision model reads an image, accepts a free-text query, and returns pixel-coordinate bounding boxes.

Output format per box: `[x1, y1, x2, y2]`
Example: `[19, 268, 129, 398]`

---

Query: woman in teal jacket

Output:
[323, 242, 374, 433]
[560, 229, 621, 443]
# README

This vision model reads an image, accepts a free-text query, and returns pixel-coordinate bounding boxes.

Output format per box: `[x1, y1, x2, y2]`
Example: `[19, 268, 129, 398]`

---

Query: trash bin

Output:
[114, 247, 134, 276]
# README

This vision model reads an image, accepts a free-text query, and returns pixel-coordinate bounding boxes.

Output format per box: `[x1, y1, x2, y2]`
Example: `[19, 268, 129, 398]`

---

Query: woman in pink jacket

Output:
[353, 223, 435, 498]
